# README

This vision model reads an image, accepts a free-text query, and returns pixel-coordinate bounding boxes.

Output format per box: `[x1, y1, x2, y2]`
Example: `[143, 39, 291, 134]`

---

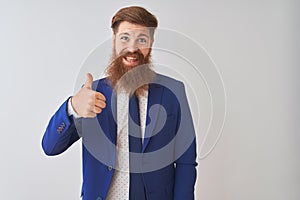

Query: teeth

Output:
[126, 57, 137, 61]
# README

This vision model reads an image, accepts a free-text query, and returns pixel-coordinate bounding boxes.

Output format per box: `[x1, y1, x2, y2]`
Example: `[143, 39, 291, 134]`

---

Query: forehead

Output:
[116, 21, 150, 36]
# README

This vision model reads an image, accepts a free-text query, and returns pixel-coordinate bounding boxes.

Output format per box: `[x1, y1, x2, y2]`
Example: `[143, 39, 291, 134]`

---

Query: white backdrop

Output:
[0, 0, 299, 199]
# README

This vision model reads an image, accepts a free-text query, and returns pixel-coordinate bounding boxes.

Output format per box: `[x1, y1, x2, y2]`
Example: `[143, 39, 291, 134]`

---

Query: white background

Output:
[0, 0, 299, 199]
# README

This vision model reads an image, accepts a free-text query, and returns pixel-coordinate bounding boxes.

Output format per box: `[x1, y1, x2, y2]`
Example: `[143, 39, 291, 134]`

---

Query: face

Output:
[114, 21, 153, 67]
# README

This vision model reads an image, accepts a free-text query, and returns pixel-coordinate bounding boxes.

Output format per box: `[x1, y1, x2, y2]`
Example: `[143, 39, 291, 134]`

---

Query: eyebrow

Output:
[119, 32, 130, 36]
[137, 33, 149, 38]
[118, 32, 149, 38]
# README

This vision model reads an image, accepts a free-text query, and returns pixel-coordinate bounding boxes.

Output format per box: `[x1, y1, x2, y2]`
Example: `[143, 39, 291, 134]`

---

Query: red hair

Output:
[111, 6, 158, 39]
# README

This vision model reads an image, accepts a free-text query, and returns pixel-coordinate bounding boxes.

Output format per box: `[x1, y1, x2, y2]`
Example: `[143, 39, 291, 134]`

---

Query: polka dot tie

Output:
[138, 90, 148, 144]
[106, 90, 130, 200]
[106, 89, 148, 200]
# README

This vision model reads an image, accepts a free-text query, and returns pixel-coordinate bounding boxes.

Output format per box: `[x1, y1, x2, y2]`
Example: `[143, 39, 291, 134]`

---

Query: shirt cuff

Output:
[67, 97, 81, 118]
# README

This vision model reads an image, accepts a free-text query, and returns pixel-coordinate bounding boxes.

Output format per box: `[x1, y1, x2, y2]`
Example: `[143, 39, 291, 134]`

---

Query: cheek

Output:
[115, 42, 125, 56]
[141, 48, 150, 58]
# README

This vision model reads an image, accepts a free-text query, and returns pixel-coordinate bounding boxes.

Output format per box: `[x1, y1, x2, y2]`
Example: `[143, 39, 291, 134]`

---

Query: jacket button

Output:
[96, 197, 102, 200]
[108, 166, 113, 171]
[57, 127, 63, 133]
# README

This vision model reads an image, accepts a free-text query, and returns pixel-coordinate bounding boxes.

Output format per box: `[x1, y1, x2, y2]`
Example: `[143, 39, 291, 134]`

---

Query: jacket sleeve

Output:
[42, 97, 81, 156]
[173, 82, 198, 200]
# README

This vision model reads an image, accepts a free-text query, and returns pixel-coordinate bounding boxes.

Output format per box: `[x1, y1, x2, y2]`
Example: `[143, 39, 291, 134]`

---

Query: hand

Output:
[71, 73, 106, 118]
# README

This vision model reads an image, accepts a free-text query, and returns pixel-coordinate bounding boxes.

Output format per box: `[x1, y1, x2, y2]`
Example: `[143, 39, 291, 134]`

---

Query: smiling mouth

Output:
[123, 56, 139, 66]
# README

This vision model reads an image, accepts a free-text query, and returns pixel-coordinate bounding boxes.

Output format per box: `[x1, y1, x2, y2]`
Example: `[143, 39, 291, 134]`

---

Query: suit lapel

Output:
[142, 83, 164, 152]
[96, 80, 117, 144]
[109, 90, 117, 144]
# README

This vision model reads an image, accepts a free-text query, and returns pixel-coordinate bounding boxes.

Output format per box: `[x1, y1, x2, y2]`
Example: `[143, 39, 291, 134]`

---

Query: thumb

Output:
[84, 73, 93, 89]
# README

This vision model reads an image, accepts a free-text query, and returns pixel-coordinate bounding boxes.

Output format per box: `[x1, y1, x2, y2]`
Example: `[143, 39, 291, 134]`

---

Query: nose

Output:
[127, 40, 139, 52]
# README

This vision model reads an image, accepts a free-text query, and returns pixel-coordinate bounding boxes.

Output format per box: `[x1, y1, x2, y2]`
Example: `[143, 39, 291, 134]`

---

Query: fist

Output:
[71, 73, 106, 118]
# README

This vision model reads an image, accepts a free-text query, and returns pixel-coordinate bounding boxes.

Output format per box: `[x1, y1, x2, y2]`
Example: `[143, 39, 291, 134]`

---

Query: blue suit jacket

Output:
[42, 74, 197, 200]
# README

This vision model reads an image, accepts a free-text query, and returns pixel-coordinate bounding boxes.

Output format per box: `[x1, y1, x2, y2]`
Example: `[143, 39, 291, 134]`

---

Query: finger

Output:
[95, 99, 106, 109]
[95, 92, 106, 101]
[93, 106, 103, 114]
[84, 73, 93, 89]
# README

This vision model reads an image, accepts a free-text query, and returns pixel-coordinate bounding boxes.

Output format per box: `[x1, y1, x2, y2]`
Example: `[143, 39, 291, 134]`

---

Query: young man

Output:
[42, 6, 197, 200]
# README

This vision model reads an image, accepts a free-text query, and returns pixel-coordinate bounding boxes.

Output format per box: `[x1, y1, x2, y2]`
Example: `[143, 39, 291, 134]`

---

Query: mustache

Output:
[115, 49, 145, 61]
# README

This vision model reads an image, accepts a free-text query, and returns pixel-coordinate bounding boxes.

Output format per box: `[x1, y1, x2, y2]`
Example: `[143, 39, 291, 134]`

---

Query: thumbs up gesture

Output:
[71, 73, 106, 118]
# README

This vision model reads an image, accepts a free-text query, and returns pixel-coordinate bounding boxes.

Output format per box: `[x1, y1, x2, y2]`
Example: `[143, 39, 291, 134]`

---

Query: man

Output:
[42, 6, 197, 200]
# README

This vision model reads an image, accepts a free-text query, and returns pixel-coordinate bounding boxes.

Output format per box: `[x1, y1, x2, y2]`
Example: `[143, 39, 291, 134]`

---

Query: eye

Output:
[137, 38, 147, 44]
[120, 36, 129, 41]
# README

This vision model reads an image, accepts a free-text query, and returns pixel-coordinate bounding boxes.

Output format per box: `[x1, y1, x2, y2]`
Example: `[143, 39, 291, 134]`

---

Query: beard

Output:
[106, 48, 156, 97]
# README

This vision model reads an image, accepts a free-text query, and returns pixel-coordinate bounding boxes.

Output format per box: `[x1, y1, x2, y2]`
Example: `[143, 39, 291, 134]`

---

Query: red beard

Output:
[106, 49, 156, 96]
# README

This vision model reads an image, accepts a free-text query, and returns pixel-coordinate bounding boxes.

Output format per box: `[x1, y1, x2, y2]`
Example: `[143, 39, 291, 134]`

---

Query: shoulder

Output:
[155, 73, 183, 85]
[153, 73, 185, 92]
